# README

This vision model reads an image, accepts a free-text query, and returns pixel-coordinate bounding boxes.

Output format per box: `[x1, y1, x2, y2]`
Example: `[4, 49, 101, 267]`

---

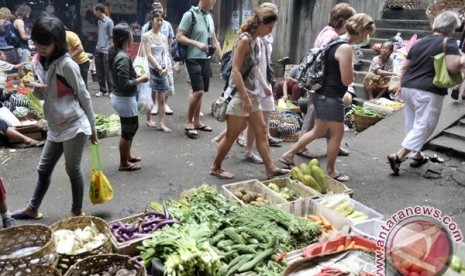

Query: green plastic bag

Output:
[433, 38, 463, 89]
[89, 144, 113, 204]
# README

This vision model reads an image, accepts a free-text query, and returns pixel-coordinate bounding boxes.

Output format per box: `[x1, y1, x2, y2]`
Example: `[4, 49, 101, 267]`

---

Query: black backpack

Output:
[220, 50, 233, 90]
[296, 38, 347, 90]
[4, 22, 20, 48]
[170, 10, 196, 62]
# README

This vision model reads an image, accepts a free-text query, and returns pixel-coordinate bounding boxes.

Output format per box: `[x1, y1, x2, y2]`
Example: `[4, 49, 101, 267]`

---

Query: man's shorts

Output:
[185, 59, 210, 92]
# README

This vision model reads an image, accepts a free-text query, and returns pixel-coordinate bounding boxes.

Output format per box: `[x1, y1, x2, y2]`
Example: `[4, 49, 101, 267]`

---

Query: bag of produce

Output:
[89, 144, 113, 204]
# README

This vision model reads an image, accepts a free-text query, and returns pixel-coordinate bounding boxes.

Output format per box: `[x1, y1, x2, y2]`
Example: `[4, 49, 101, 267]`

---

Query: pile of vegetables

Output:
[138, 223, 221, 276]
[232, 187, 271, 205]
[109, 206, 178, 243]
[95, 114, 120, 138]
[348, 105, 385, 118]
[267, 182, 300, 201]
[53, 222, 107, 255]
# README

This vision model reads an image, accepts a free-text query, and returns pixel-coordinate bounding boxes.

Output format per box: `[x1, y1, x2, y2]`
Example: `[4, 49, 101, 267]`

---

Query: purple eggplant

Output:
[163, 205, 170, 220]
[141, 218, 163, 228]
[154, 219, 179, 229]
[148, 211, 165, 218]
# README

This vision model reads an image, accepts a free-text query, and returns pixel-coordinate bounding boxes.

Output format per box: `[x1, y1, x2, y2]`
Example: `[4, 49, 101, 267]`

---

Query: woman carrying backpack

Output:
[209, 5, 290, 180]
[279, 14, 376, 182]
[0, 7, 20, 65]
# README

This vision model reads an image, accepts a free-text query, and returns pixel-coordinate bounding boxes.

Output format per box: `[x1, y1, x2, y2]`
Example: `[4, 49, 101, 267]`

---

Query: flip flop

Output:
[129, 157, 142, 163]
[159, 126, 172, 133]
[267, 168, 291, 179]
[410, 156, 429, 168]
[209, 169, 234, 179]
[146, 121, 157, 128]
[12, 210, 44, 220]
[331, 173, 350, 182]
[296, 150, 318, 159]
[195, 124, 212, 132]
[119, 163, 141, 171]
[185, 128, 198, 139]
[278, 157, 295, 168]
[236, 138, 246, 147]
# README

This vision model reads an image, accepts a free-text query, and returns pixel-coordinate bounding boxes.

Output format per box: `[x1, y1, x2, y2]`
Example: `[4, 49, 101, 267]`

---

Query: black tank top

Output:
[317, 43, 348, 99]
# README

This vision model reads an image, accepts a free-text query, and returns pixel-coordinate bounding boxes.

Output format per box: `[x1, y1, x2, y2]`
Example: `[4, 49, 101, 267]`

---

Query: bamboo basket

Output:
[0, 224, 57, 274]
[353, 113, 383, 132]
[50, 216, 112, 274]
[64, 254, 146, 276]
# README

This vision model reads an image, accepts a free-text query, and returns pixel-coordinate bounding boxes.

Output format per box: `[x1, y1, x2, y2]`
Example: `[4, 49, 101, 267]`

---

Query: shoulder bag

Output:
[433, 37, 463, 89]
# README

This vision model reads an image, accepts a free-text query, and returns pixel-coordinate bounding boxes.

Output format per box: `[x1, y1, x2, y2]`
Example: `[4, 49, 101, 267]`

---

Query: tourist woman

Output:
[279, 14, 376, 182]
[209, 5, 290, 180]
[388, 11, 463, 174]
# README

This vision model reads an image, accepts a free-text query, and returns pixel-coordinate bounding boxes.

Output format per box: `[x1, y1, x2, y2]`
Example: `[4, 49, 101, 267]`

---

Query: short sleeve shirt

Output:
[402, 35, 460, 95]
[66, 31, 89, 64]
[178, 6, 215, 59]
[96, 16, 114, 53]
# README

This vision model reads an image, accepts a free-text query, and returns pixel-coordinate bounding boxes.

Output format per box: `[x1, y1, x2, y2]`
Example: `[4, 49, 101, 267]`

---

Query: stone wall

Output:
[271, 0, 387, 64]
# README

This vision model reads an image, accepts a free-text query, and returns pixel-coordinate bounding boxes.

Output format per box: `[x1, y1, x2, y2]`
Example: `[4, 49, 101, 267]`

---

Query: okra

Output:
[224, 228, 246, 244]
[231, 244, 257, 254]
[216, 239, 234, 249]
[210, 232, 226, 245]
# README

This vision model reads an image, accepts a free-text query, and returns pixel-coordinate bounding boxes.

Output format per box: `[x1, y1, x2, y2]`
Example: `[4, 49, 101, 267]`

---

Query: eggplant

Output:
[163, 205, 170, 220]
[154, 219, 179, 229]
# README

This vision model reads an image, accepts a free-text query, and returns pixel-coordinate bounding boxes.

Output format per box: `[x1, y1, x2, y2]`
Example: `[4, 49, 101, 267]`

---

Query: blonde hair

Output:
[0, 7, 13, 21]
[238, 5, 278, 34]
[329, 3, 356, 29]
[346, 13, 375, 37]
[259, 2, 278, 13]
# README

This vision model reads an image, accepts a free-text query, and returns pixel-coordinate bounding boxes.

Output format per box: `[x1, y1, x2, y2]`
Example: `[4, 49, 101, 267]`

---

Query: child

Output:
[0, 178, 14, 228]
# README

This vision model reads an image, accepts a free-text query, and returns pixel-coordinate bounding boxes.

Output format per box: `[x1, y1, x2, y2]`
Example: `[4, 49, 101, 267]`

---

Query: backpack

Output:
[296, 38, 347, 90]
[220, 49, 233, 90]
[170, 10, 196, 62]
[4, 22, 20, 48]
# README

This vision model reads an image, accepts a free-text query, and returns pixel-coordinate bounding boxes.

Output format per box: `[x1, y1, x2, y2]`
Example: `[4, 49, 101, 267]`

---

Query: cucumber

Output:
[226, 254, 254, 276]
[237, 248, 275, 272]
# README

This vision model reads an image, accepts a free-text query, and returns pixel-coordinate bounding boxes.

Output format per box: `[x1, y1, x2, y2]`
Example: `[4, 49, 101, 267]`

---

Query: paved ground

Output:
[1, 64, 465, 239]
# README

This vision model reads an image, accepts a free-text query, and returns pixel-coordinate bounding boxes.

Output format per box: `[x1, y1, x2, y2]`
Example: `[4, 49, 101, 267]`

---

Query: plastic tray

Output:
[350, 219, 385, 241]
[316, 195, 384, 224]
[221, 179, 286, 206]
[262, 178, 319, 202]
[298, 175, 354, 198]
[109, 213, 152, 256]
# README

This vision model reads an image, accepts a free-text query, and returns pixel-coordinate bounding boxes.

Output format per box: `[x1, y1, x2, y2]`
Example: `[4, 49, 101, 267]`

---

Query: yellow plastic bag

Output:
[89, 144, 113, 204]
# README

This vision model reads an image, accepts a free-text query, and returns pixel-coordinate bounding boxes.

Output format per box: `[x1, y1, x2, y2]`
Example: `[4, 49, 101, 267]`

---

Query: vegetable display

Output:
[109, 206, 178, 243]
[291, 159, 328, 194]
[267, 182, 300, 201]
[53, 222, 107, 255]
[232, 187, 270, 205]
[348, 105, 385, 118]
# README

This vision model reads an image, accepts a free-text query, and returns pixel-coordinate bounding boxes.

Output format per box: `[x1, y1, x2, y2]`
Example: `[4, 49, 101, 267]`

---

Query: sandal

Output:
[119, 163, 141, 171]
[296, 149, 318, 159]
[387, 153, 402, 175]
[267, 168, 291, 179]
[195, 124, 212, 132]
[410, 156, 429, 168]
[159, 126, 172, 133]
[236, 138, 246, 147]
[129, 157, 142, 163]
[278, 157, 295, 168]
[330, 173, 350, 182]
[268, 137, 283, 147]
[146, 121, 157, 128]
[25, 140, 45, 148]
[209, 169, 234, 179]
[185, 128, 198, 139]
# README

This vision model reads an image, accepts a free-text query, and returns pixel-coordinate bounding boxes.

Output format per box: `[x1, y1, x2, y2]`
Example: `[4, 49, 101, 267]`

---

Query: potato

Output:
[242, 193, 253, 203]
[233, 190, 244, 199]
[256, 196, 265, 202]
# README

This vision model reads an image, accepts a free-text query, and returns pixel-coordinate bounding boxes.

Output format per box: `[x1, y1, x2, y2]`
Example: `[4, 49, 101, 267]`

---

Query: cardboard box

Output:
[222, 179, 286, 206]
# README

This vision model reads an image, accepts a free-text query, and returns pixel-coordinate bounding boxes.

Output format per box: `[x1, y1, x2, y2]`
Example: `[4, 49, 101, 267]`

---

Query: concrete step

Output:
[443, 125, 465, 139]
[361, 48, 379, 60]
[352, 96, 366, 106]
[352, 83, 367, 99]
[354, 71, 369, 84]
[374, 19, 431, 30]
[374, 28, 431, 39]
[428, 135, 465, 158]
[382, 9, 429, 20]
[459, 119, 465, 126]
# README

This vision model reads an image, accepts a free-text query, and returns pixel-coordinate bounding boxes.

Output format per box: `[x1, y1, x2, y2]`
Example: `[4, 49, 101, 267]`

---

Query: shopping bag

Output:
[137, 82, 153, 112]
[211, 96, 229, 122]
[133, 43, 149, 77]
[89, 144, 113, 204]
[433, 38, 463, 89]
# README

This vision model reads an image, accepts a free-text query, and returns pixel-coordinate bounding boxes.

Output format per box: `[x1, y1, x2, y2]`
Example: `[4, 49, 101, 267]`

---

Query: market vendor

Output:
[363, 41, 399, 100]
[274, 66, 306, 102]
[0, 118, 44, 147]
[0, 50, 27, 93]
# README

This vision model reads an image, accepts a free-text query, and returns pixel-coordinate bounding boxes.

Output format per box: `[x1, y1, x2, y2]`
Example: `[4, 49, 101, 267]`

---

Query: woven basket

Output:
[426, 0, 465, 23]
[50, 216, 112, 274]
[64, 254, 147, 276]
[353, 113, 383, 132]
[0, 224, 57, 274]
[8, 265, 62, 276]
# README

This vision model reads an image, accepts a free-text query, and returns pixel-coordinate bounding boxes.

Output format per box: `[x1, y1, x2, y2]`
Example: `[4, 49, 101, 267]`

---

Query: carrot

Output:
[347, 240, 355, 249]
[345, 236, 352, 248]
[307, 214, 321, 221]
[353, 244, 369, 250]
[320, 214, 331, 228]
[337, 244, 345, 251]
